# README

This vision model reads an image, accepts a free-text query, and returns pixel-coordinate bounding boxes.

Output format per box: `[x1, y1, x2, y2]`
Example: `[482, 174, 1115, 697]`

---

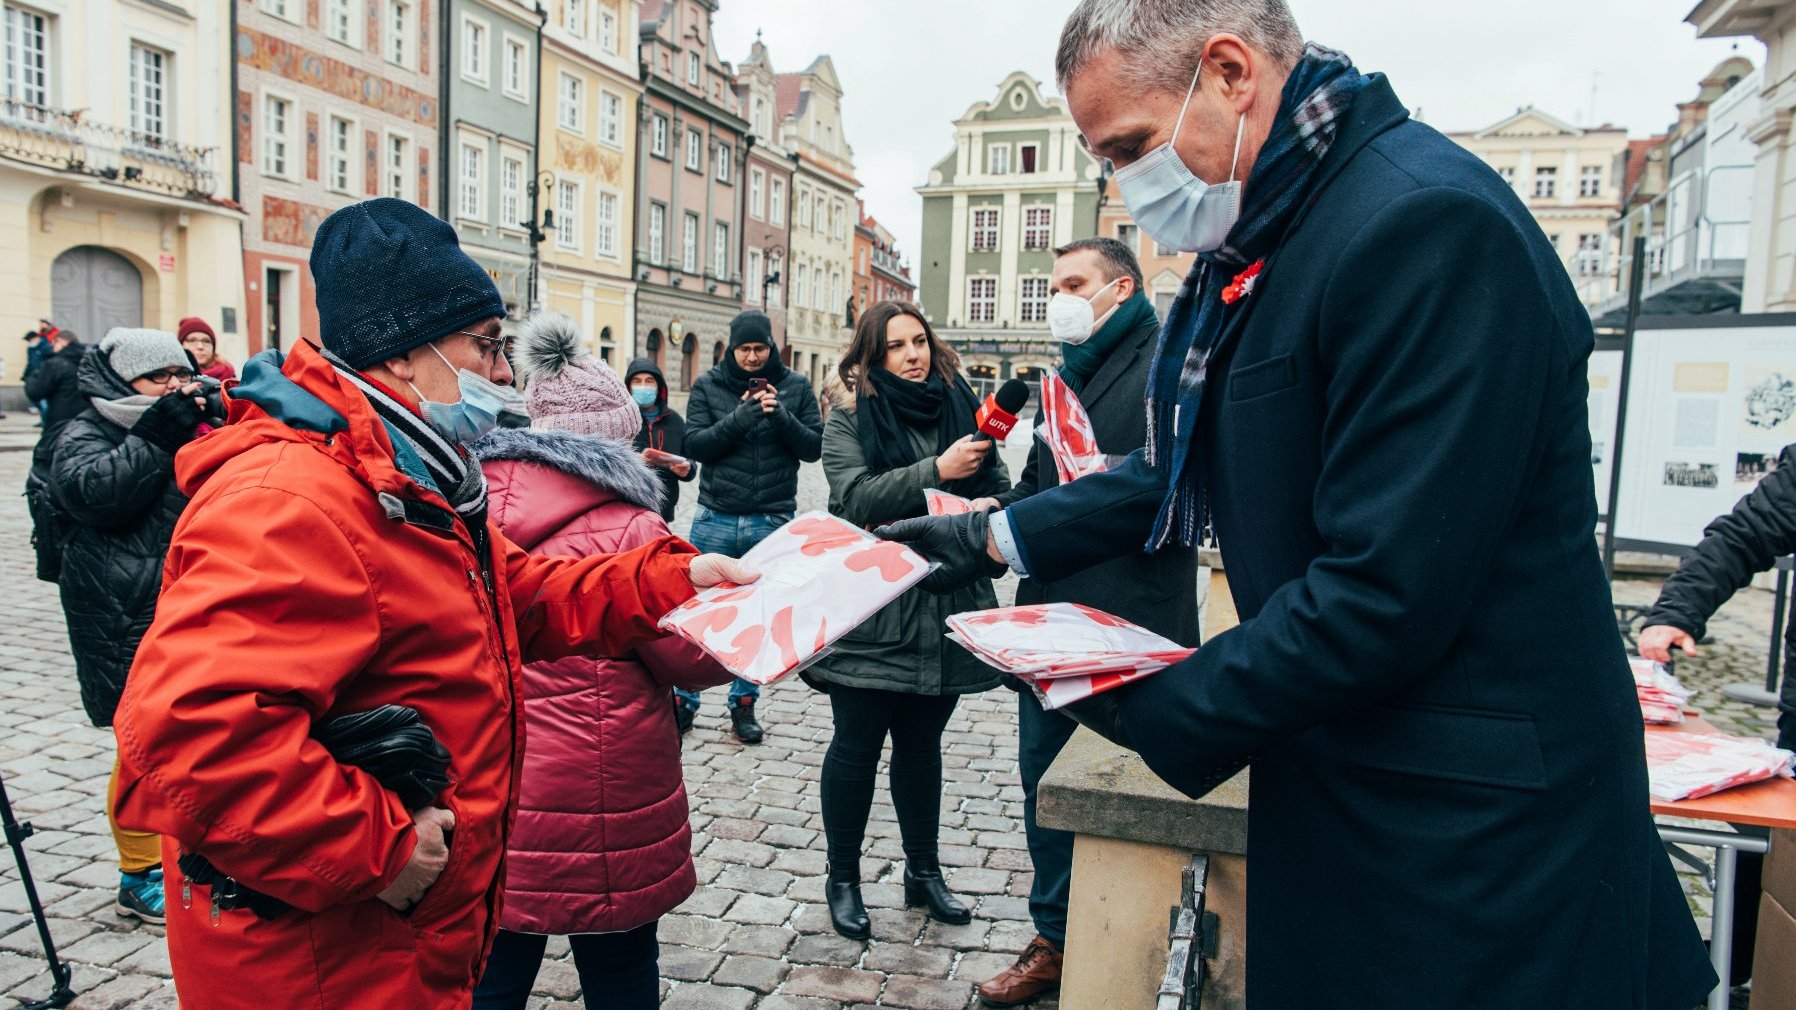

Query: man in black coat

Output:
[882, 2, 1716, 1006]
[977, 237, 1199, 1007]
[27, 326, 88, 449]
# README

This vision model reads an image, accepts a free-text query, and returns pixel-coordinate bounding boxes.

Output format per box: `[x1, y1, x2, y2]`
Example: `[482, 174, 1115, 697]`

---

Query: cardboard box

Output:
[1764, 827, 1795, 914]
[1749, 891, 1795, 1010]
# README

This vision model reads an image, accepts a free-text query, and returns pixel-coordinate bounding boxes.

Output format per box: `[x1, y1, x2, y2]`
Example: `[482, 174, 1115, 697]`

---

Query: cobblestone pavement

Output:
[0, 414, 1786, 1008]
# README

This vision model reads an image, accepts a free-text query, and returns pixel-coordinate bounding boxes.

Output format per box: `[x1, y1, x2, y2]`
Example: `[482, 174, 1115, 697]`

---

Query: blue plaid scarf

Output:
[1144, 44, 1371, 549]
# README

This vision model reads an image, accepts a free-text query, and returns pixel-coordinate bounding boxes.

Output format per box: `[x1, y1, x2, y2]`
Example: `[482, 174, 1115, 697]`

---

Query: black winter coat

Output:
[1005, 77, 1714, 1008]
[683, 363, 822, 515]
[624, 357, 697, 523]
[1643, 442, 1796, 748]
[27, 340, 89, 470]
[49, 351, 196, 726]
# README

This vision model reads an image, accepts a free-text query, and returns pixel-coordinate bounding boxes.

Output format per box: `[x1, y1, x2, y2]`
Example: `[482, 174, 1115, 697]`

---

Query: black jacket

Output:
[49, 351, 199, 726]
[27, 340, 89, 468]
[1643, 443, 1796, 747]
[683, 362, 822, 515]
[999, 298, 1199, 647]
[1006, 77, 1714, 1009]
[625, 357, 696, 523]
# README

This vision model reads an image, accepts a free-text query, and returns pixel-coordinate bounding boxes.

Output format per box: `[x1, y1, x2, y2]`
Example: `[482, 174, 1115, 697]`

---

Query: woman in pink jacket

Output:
[471, 312, 732, 1010]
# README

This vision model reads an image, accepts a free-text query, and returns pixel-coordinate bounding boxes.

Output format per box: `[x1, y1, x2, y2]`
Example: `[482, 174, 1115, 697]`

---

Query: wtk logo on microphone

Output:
[975, 379, 1031, 442]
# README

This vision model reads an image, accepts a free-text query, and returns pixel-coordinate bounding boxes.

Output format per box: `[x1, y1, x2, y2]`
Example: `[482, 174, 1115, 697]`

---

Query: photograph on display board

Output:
[1740, 365, 1796, 441]
[1663, 461, 1720, 490]
[1735, 451, 1778, 488]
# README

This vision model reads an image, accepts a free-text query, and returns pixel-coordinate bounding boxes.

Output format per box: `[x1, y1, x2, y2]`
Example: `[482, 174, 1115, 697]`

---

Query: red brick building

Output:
[853, 201, 914, 319]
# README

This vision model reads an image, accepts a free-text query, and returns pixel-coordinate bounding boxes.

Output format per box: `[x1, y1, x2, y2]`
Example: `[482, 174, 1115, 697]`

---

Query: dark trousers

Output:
[1017, 687, 1080, 949]
[472, 922, 660, 1010]
[821, 683, 959, 877]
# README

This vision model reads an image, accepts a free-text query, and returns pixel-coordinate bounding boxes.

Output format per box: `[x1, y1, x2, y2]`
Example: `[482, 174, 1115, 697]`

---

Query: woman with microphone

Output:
[809, 300, 1010, 940]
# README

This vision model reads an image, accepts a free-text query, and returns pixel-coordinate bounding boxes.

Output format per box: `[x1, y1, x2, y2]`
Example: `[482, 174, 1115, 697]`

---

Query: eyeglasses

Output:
[140, 368, 194, 384]
[456, 329, 514, 364]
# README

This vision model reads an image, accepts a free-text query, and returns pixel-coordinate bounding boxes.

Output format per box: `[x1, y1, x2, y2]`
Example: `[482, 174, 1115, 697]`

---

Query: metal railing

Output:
[0, 98, 218, 199]
[1588, 164, 1752, 314]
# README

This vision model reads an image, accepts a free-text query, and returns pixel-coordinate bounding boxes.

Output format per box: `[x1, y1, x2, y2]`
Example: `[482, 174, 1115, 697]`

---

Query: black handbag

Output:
[178, 705, 452, 920]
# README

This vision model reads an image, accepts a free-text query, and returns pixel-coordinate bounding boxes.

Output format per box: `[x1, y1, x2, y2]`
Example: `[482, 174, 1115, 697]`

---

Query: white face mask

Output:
[408, 343, 523, 444]
[1046, 277, 1122, 345]
[1111, 58, 1246, 254]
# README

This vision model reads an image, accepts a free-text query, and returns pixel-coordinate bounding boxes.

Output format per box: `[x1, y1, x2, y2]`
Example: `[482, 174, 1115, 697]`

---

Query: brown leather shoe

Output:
[977, 935, 1063, 1006]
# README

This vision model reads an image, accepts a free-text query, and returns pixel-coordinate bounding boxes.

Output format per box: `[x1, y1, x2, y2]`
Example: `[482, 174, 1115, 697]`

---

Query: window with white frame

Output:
[1497, 165, 1515, 187]
[971, 208, 998, 252]
[385, 132, 412, 199]
[458, 140, 484, 221]
[648, 202, 666, 263]
[813, 267, 824, 310]
[767, 253, 783, 306]
[1023, 207, 1052, 250]
[747, 248, 762, 291]
[261, 93, 292, 177]
[261, 0, 300, 23]
[1019, 276, 1050, 323]
[798, 188, 812, 228]
[815, 197, 825, 234]
[988, 144, 1010, 175]
[685, 128, 702, 172]
[682, 212, 698, 273]
[829, 272, 840, 315]
[651, 115, 668, 157]
[503, 36, 527, 99]
[747, 169, 765, 220]
[968, 277, 996, 323]
[327, 115, 356, 194]
[500, 149, 524, 228]
[1575, 233, 1603, 277]
[128, 44, 167, 142]
[1579, 165, 1603, 198]
[556, 180, 580, 250]
[386, 1, 413, 67]
[769, 177, 786, 227]
[827, 202, 838, 240]
[596, 190, 619, 258]
[1533, 166, 1556, 199]
[599, 90, 622, 147]
[1019, 143, 1040, 174]
[3, 4, 50, 109]
[563, 0, 585, 36]
[558, 73, 583, 132]
[326, 0, 359, 47]
[794, 261, 807, 307]
[716, 143, 731, 183]
[686, 52, 700, 87]
[599, 7, 617, 53]
[461, 16, 487, 84]
[1115, 222, 1138, 251]
[713, 222, 729, 277]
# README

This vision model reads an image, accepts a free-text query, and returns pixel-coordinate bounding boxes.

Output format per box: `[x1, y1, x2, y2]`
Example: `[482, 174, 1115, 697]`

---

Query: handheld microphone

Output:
[974, 379, 1031, 443]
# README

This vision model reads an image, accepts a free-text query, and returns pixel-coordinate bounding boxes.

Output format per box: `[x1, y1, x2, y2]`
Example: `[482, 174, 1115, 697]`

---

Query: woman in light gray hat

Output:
[48, 326, 223, 927]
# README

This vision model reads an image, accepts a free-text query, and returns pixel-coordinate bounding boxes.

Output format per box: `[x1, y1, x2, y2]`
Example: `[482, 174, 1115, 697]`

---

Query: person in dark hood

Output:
[27, 324, 89, 449]
[625, 356, 696, 526]
[49, 326, 223, 928]
[23, 326, 54, 422]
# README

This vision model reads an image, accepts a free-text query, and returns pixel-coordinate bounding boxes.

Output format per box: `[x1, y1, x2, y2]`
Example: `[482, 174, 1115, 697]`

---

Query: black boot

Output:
[730, 696, 764, 744]
[904, 854, 971, 924]
[825, 863, 870, 940]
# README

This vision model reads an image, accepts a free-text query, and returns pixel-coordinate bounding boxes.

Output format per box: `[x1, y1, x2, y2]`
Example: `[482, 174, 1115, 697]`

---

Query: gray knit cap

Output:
[101, 327, 189, 381]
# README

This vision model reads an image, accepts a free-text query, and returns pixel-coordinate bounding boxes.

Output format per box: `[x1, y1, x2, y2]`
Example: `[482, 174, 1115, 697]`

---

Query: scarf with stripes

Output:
[1144, 44, 1370, 549]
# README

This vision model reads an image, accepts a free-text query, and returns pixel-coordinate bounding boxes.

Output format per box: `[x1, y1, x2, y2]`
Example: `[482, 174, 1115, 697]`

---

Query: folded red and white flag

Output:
[924, 488, 974, 516]
[1643, 730, 1795, 801]
[946, 602, 1193, 710]
[1629, 657, 1693, 725]
[659, 512, 932, 685]
[1038, 370, 1108, 485]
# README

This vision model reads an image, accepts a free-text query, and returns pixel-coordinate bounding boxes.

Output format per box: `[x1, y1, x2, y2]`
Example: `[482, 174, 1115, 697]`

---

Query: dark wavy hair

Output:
[837, 301, 963, 397]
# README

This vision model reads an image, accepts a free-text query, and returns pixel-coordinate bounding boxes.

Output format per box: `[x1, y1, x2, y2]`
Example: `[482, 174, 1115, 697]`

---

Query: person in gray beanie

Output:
[107, 198, 757, 1010]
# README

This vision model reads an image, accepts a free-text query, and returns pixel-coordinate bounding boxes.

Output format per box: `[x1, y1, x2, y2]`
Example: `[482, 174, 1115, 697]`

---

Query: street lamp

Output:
[524, 170, 557, 312]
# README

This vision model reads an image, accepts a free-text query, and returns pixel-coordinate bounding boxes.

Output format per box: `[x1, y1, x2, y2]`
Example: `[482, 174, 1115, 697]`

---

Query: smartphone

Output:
[747, 378, 772, 395]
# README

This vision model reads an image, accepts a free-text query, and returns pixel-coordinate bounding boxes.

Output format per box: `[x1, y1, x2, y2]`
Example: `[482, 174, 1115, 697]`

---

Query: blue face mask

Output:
[632, 385, 658, 408]
[1112, 58, 1246, 254]
[410, 343, 523, 444]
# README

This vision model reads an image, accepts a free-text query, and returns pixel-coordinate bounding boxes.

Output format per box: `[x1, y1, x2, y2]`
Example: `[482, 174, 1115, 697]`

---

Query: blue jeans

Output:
[673, 506, 792, 712]
[472, 923, 659, 1010]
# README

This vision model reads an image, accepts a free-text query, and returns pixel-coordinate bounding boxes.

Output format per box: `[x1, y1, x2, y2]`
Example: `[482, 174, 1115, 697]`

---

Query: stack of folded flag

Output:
[1630, 656, 1693, 725]
[1643, 731, 1795, 801]
[946, 602, 1193, 710]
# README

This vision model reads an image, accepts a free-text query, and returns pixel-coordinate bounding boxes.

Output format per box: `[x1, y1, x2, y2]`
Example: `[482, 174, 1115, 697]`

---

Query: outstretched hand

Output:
[876, 509, 1009, 593]
[690, 554, 761, 589]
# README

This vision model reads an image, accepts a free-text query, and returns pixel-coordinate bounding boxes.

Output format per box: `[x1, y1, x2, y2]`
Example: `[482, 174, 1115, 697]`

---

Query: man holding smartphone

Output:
[680, 310, 824, 742]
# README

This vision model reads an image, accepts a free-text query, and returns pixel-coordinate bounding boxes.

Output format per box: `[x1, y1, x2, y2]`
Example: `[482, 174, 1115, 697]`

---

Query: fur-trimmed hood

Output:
[473, 428, 665, 549]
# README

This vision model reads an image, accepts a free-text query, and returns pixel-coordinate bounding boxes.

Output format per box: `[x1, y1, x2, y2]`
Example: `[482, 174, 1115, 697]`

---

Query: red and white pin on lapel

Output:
[1221, 259, 1264, 306]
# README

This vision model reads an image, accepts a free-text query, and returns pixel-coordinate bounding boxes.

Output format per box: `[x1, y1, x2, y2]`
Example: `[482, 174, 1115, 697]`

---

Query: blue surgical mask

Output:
[632, 386, 658, 408]
[1112, 59, 1246, 254]
[410, 344, 523, 444]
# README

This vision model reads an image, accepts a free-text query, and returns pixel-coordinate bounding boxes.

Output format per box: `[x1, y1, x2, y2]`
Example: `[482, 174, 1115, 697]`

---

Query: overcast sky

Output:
[711, 0, 1756, 265]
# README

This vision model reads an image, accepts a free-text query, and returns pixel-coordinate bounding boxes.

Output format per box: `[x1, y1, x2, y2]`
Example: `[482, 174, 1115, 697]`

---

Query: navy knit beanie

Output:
[310, 198, 506, 369]
[729, 310, 775, 351]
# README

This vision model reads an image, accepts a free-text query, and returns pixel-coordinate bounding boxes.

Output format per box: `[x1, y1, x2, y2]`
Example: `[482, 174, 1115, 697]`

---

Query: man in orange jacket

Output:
[111, 199, 752, 1009]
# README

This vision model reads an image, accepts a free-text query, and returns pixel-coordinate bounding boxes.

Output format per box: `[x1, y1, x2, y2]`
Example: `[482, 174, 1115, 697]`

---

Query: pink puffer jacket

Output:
[475, 428, 731, 935]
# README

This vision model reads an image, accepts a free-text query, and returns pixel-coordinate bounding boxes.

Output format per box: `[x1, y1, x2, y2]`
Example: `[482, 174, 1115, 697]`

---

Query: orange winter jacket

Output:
[111, 341, 698, 1010]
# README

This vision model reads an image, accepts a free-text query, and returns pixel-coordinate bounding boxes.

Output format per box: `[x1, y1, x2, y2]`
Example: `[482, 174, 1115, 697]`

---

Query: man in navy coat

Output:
[883, 1, 1717, 1006]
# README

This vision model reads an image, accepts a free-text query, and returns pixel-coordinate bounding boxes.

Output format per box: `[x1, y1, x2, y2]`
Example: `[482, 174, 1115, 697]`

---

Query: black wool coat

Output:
[49, 351, 192, 726]
[683, 364, 822, 516]
[1005, 76, 1715, 1009]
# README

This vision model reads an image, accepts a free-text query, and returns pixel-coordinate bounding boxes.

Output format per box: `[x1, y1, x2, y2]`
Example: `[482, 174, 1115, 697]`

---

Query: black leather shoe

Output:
[672, 696, 695, 736]
[730, 697, 764, 744]
[904, 854, 971, 924]
[826, 865, 870, 940]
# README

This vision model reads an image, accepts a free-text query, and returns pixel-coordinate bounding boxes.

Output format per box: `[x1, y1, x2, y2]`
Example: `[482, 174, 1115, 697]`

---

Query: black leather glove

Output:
[313, 705, 452, 810]
[876, 508, 1009, 593]
[1057, 691, 1136, 752]
[130, 389, 208, 454]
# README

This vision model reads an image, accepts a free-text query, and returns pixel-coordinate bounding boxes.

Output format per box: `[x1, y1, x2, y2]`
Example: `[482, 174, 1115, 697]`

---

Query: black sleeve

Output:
[1005, 449, 1168, 580]
[24, 355, 64, 401]
[49, 419, 175, 529]
[775, 379, 824, 463]
[683, 382, 760, 463]
[1117, 188, 1560, 800]
[1642, 443, 1796, 640]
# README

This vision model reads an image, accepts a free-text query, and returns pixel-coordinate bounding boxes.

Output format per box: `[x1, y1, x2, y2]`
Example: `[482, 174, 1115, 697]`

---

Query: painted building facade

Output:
[444, 0, 539, 321]
[633, 0, 747, 391]
[777, 55, 857, 389]
[0, 0, 246, 383]
[734, 33, 793, 355]
[853, 202, 914, 317]
[916, 71, 1100, 388]
[536, 0, 639, 364]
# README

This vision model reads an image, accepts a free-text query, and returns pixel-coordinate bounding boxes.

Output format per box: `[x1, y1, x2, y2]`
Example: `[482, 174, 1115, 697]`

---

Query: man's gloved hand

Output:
[1057, 691, 1136, 751]
[877, 508, 1009, 593]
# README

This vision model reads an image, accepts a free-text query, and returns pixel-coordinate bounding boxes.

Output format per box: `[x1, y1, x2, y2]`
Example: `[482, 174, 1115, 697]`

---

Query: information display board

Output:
[1589, 339, 1624, 515]
[1613, 315, 1796, 550]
